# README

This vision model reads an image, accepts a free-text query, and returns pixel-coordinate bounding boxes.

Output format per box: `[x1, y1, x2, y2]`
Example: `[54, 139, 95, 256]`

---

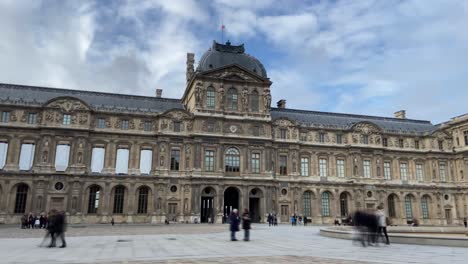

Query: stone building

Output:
[0, 40, 467, 225]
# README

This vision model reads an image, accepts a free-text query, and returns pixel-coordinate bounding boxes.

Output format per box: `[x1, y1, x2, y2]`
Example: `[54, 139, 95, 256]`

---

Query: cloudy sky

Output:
[1, 0, 467, 123]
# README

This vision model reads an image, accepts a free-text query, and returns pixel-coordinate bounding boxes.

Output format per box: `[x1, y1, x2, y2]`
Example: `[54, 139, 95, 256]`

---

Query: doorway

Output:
[200, 187, 215, 223]
[168, 203, 178, 222]
[281, 204, 289, 222]
[445, 209, 452, 224]
[223, 187, 239, 218]
[249, 198, 260, 223]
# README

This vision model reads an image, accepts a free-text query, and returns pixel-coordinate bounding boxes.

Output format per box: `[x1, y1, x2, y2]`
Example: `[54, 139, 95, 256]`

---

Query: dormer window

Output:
[319, 133, 325, 143]
[173, 121, 181, 132]
[63, 114, 71, 125]
[121, 120, 129, 130]
[363, 135, 369, 144]
[438, 140, 443, 150]
[398, 139, 404, 148]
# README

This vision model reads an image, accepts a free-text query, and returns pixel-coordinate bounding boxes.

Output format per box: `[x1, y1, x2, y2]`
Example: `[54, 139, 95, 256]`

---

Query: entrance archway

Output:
[249, 188, 263, 223]
[201, 187, 215, 223]
[223, 187, 240, 218]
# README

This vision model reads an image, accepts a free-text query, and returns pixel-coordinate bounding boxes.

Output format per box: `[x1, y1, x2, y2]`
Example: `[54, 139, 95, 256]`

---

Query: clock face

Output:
[229, 125, 237, 133]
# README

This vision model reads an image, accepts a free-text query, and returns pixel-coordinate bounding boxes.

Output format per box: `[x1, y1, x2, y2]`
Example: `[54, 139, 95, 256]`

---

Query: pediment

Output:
[274, 118, 296, 127]
[161, 109, 192, 120]
[44, 97, 90, 112]
[351, 122, 381, 134]
[200, 64, 268, 83]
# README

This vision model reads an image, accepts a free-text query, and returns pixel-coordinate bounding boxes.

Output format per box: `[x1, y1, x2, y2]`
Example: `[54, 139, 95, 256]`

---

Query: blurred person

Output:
[40, 209, 56, 247]
[303, 215, 308, 226]
[464, 217, 467, 228]
[273, 215, 278, 226]
[34, 216, 40, 228]
[39, 214, 45, 229]
[21, 214, 27, 229]
[54, 211, 67, 248]
[28, 213, 34, 229]
[376, 205, 390, 245]
[242, 209, 251, 241]
[229, 209, 240, 241]
[267, 213, 273, 226]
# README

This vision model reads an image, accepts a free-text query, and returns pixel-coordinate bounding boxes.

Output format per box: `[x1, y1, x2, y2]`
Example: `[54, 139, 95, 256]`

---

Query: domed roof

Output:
[196, 41, 267, 78]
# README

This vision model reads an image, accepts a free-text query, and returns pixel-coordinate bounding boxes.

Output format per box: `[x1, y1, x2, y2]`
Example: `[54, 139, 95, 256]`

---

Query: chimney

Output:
[156, 89, 162, 98]
[394, 110, 406, 119]
[186, 53, 195, 83]
[277, 99, 286, 109]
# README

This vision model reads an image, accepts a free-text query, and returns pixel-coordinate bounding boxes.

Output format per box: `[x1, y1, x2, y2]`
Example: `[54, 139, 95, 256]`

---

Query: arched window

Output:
[113, 185, 125, 214]
[88, 185, 100, 214]
[303, 191, 312, 217]
[388, 194, 396, 218]
[321, 192, 330, 217]
[421, 195, 430, 219]
[14, 184, 28, 214]
[227, 88, 238, 111]
[340, 192, 349, 217]
[225, 148, 240, 172]
[206, 87, 215, 109]
[405, 195, 413, 219]
[250, 90, 259, 112]
[137, 186, 149, 214]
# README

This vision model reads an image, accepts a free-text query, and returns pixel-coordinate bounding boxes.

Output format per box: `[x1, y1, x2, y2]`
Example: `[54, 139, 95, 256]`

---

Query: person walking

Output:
[267, 214, 272, 227]
[242, 209, 251, 241]
[54, 211, 67, 248]
[303, 216, 308, 226]
[464, 217, 467, 228]
[376, 206, 390, 245]
[229, 209, 240, 241]
[41, 209, 56, 247]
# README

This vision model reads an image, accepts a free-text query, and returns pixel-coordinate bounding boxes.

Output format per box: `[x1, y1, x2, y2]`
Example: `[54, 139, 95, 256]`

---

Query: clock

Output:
[229, 125, 238, 133]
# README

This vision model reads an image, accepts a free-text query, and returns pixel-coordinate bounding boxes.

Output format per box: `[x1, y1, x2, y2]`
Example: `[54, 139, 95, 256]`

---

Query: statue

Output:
[219, 86, 225, 108]
[195, 84, 202, 107]
[242, 88, 249, 111]
[264, 93, 271, 112]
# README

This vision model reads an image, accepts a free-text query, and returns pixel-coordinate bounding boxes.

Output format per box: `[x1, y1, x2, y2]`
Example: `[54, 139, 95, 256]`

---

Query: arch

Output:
[249, 187, 263, 198]
[206, 86, 216, 108]
[87, 184, 102, 214]
[137, 186, 150, 214]
[249, 187, 263, 223]
[201, 186, 216, 197]
[225, 147, 240, 172]
[387, 193, 398, 218]
[223, 186, 240, 217]
[13, 183, 29, 214]
[321, 191, 332, 217]
[227, 87, 238, 111]
[250, 90, 259, 112]
[112, 185, 126, 214]
[302, 191, 313, 217]
[201, 186, 217, 223]
[339, 192, 350, 217]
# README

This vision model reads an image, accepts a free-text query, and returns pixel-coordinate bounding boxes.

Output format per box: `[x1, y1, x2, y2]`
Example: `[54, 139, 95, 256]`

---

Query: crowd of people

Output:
[20, 209, 67, 248]
[21, 213, 48, 229]
[266, 213, 278, 226]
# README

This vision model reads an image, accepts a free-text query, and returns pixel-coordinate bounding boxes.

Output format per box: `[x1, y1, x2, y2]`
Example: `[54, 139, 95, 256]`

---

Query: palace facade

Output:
[0, 41, 467, 225]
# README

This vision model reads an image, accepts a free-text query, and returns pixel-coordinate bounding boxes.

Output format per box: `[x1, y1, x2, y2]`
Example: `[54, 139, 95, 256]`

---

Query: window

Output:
[137, 187, 149, 214]
[384, 161, 391, 180]
[438, 140, 443, 150]
[173, 121, 181, 132]
[55, 144, 70, 171]
[113, 186, 125, 214]
[383, 138, 388, 147]
[363, 135, 369, 144]
[340, 193, 349, 217]
[279, 155, 287, 175]
[405, 195, 413, 219]
[88, 186, 100, 214]
[170, 149, 181, 171]
[97, 118, 105, 128]
[115, 148, 129, 174]
[279, 129, 286, 139]
[363, 160, 371, 178]
[400, 162, 408, 181]
[206, 87, 215, 108]
[225, 148, 240, 172]
[205, 150, 215, 171]
[464, 131, 468, 146]
[63, 114, 71, 125]
[415, 140, 420, 149]
[27, 113, 37, 124]
[207, 122, 215, 132]
[321, 192, 330, 217]
[388, 195, 396, 218]
[421, 196, 429, 219]
[14, 184, 28, 214]
[416, 164, 424, 182]
[121, 120, 129, 130]
[303, 191, 311, 217]
[250, 90, 259, 112]
[300, 157, 309, 176]
[336, 134, 342, 144]
[398, 139, 404, 148]
[337, 159, 345, 177]
[251, 153, 260, 173]
[90, 147, 105, 173]
[319, 158, 327, 177]
[19, 143, 35, 171]
[0, 142, 8, 169]
[439, 162, 446, 182]
[319, 133, 325, 143]
[1, 111, 10, 123]
[144, 121, 152, 131]
[139, 149, 152, 174]
[300, 132, 307, 141]
[227, 88, 238, 111]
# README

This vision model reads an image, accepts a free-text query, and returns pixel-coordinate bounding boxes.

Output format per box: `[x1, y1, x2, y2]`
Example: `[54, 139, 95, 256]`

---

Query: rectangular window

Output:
[251, 153, 260, 173]
[464, 131, 468, 146]
[204, 150, 215, 172]
[384, 161, 391, 180]
[400, 162, 408, 181]
[90, 147, 105, 173]
[399, 139, 404, 148]
[336, 134, 342, 144]
[0, 142, 8, 169]
[206, 89, 215, 108]
[439, 162, 446, 182]
[27, 113, 37, 124]
[144, 121, 152, 132]
[97, 118, 105, 128]
[139, 149, 152, 175]
[115, 148, 129, 174]
[319, 158, 327, 177]
[336, 159, 345, 177]
[279, 129, 286, 139]
[300, 132, 307, 141]
[19, 143, 35, 171]
[416, 164, 424, 182]
[415, 140, 420, 149]
[438, 140, 443, 150]
[300, 157, 309, 176]
[279, 155, 287, 175]
[170, 149, 180, 171]
[55, 144, 70, 171]
[319, 133, 325, 143]
[383, 138, 388, 147]
[363, 160, 371, 178]
[363, 135, 369, 144]
[1, 111, 10, 123]
[173, 122, 181, 132]
[63, 114, 71, 125]
[121, 120, 129, 130]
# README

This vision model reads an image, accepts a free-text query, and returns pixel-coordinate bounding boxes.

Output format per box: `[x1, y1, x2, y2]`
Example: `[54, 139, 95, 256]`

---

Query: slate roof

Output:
[271, 108, 438, 135]
[0, 83, 183, 114]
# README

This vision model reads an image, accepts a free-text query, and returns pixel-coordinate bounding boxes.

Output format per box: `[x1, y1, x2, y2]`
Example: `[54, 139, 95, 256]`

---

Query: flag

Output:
[221, 24, 225, 30]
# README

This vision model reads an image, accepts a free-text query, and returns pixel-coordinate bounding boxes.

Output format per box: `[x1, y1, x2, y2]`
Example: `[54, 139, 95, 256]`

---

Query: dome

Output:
[196, 41, 267, 78]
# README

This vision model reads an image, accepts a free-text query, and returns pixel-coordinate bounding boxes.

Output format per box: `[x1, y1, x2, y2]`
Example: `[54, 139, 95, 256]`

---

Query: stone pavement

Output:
[0, 225, 466, 264]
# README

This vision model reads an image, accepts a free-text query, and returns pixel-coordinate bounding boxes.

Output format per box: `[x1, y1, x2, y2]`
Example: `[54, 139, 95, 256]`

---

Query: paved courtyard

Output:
[0, 224, 466, 264]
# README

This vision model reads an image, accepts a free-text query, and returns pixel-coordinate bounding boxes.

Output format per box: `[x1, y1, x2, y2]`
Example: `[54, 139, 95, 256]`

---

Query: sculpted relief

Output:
[46, 98, 89, 112]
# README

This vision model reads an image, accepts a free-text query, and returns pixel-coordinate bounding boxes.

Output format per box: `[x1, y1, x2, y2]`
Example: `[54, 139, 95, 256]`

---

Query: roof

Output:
[196, 41, 267, 78]
[0, 83, 183, 114]
[271, 108, 438, 135]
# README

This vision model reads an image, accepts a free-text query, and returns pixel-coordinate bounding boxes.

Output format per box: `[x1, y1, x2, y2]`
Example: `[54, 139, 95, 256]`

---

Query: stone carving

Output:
[129, 119, 135, 129]
[195, 82, 202, 107]
[47, 99, 88, 112]
[71, 114, 77, 125]
[186, 120, 193, 131]
[10, 111, 17, 121]
[241, 88, 249, 111]
[218, 86, 225, 109]
[114, 119, 121, 129]
[352, 134, 359, 144]
[353, 122, 380, 134]
[185, 145, 191, 168]
[45, 111, 54, 122]
[79, 114, 88, 124]
[160, 119, 168, 130]
[20, 112, 27, 122]
[263, 89, 271, 113]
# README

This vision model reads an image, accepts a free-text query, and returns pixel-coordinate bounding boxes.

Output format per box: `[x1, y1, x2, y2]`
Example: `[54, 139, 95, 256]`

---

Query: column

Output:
[4, 136, 20, 171]
[102, 141, 116, 174]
